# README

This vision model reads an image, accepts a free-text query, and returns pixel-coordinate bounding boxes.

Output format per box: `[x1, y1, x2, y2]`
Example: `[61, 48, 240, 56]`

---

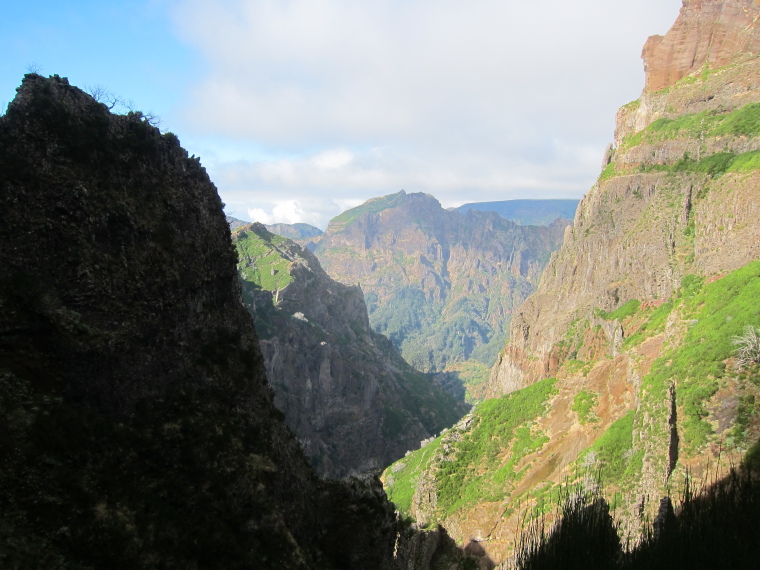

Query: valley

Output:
[2, 1, 760, 569]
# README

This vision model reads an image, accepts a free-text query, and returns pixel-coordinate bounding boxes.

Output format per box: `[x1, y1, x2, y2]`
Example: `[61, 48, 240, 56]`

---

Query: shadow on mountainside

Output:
[514, 442, 760, 570]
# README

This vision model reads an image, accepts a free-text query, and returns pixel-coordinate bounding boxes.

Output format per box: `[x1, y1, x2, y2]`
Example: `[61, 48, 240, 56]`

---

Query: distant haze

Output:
[457, 199, 580, 226]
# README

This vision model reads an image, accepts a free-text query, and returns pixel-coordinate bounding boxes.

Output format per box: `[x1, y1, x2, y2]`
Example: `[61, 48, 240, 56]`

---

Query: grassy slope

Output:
[383, 260, 760, 540]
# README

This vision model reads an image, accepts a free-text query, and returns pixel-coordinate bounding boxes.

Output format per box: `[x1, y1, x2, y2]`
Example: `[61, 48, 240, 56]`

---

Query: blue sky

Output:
[2, 0, 682, 229]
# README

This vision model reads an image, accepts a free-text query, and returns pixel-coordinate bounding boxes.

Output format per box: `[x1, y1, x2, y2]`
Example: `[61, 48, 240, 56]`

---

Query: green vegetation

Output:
[597, 300, 641, 322]
[726, 149, 760, 172]
[620, 102, 760, 150]
[572, 390, 600, 425]
[371, 285, 506, 373]
[640, 262, 760, 454]
[384, 436, 443, 515]
[584, 412, 635, 484]
[233, 226, 294, 291]
[434, 377, 558, 515]
[622, 301, 674, 348]
[328, 191, 407, 229]
[599, 161, 618, 181]
[383, 378, 558, 520]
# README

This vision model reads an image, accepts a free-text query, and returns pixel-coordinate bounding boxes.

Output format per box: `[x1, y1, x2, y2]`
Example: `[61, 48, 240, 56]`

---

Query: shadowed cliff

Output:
[0, 73, 481, 569]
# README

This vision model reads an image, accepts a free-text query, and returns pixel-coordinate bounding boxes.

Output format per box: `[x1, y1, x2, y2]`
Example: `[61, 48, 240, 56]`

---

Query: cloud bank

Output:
[171, 0, 682, 228]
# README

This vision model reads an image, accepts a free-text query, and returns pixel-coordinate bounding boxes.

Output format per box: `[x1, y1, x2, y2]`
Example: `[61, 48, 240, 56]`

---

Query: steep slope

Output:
[310, 191, 568, 399]
[456, 199, 580, 226]
[233, 223, 467, 477]
[383, 1, 760, 564]
[0, 73, 479, 569]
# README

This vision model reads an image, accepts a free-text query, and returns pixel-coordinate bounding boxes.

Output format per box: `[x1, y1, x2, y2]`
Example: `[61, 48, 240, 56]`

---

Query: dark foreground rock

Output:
[0, 74, 477, 569]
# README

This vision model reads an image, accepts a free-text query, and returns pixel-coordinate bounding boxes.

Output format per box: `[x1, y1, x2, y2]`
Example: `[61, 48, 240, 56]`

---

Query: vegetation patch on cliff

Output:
[620, 102, 760, 151]
[641, 262, 760, 454]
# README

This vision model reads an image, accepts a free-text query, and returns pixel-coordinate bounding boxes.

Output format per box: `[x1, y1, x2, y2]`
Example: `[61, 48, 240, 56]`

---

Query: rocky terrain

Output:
[0, 73, 483, 569]
[383, 1, 760, 565]
[456, 199, 580, 227]
[233, 222, 466, 477]
[310, 191, 569, 400]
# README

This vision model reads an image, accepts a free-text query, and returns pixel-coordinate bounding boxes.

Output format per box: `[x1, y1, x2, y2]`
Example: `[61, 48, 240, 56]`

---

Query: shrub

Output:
[733, 325, 760, 370]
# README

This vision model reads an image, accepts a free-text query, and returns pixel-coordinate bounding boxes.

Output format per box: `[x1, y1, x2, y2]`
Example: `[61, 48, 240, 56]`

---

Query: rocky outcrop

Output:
[643, 0, 760, 93]
[0, 73, 478, 569]
[233, 223, 467, 477]
[311, 191, 569, 381]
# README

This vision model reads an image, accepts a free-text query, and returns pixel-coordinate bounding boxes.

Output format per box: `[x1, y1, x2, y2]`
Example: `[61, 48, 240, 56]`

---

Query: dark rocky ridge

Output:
[233, 223, 466, 477]
[0, 74, 477, 569]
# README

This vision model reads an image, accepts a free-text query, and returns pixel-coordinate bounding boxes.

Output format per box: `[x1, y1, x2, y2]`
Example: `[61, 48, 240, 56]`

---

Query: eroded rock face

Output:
[643, 0, 760, 93]
[489, 0, 760, 399]
[234, 223, 467, 478]
[311, 191, 569, 375]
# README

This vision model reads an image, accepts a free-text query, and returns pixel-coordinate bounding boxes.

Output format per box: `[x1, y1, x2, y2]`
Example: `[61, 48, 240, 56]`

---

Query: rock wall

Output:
[488, 1, 760, 398]
[234, 223, 467, 477]
[642, 0, 760, 93]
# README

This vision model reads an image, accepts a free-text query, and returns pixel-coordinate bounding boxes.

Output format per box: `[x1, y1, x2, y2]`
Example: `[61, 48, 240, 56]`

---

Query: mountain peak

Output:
[643, 0, 760, 93]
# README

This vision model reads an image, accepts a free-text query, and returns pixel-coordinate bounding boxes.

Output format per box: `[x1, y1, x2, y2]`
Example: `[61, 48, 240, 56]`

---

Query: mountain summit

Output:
[311, 191, 568, 392]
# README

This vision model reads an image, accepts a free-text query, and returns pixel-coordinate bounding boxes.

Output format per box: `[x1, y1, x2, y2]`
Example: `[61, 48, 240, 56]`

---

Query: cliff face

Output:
[642, 0, 760, 93]
[311, 191, 568, 394]
[489, 1, 760, 398]
[383, 2, 760, 564]
[233, 223, 467, 477]
[0, 74, 477, 569]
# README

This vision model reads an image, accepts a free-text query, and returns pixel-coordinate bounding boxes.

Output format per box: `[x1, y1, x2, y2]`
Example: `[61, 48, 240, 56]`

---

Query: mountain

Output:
[309, 191, 569, 400]
[382, 1, 760, 565]
[232, 222, 467, 477]
[0, 73, 481, 569]
[456, 199, 580, 226]
[264, 222, 323, 240]
[225, 214, 250, 230]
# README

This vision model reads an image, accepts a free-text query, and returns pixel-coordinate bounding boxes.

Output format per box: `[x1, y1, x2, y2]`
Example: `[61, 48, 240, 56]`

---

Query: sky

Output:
[2, 0, 683, 229]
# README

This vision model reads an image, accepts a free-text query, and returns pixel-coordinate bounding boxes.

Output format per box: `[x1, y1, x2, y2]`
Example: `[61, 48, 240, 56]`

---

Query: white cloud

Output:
[248, 199, 323, 226]
[171, 0, 683, 226]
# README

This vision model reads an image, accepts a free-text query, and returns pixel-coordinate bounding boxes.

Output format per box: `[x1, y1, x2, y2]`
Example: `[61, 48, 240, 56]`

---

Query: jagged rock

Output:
[643, 0, 760, 93]
[233, 223, 467, 477]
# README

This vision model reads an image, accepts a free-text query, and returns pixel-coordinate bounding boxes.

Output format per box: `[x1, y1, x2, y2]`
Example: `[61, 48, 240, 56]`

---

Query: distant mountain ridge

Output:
[264, 222, 323, 240]
[225, 216, 323, 240]
[456, 198, 580, 226]
[309, 190, 569, 399]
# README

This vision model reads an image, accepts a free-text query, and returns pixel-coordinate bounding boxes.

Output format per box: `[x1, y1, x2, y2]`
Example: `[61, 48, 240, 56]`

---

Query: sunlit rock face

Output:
[643, 0, 760, 93]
